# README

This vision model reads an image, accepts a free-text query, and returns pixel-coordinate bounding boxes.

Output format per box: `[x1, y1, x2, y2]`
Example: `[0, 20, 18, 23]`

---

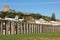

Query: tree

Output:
[30, 13, 42, 19]
[0, 12, 7, 18]
[51, 13, 56, 21]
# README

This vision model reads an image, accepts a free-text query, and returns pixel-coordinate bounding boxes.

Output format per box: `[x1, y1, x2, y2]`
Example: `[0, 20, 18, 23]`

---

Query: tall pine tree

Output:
[51, 13, 56, 21]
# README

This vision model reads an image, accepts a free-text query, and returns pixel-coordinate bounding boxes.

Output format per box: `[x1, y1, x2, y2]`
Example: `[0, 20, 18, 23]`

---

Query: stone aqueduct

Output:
[0, 19, 60, 35]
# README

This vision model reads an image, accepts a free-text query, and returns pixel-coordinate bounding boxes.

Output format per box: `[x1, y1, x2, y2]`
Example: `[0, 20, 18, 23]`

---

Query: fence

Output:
[0, 20, 60, 35]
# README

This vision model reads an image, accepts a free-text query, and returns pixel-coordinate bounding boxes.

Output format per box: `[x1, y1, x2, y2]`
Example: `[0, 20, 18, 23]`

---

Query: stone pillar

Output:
[38, 24, 39, 33]
[6, 22, 9, 35]
[29, 23, 31, 33]
[34, 24, 35, 33]
[30, 23, 32, 33]
[11, 21, 14, 34]
[23, 23, 25, 34]
[27, 23, 28, 34]
[53, 25, 55, 32]
[10, 21, 11, 34]
[33, 24, 34, 33]
[20, 23, 23, 34]
[5, 22, 6, 35]
[32, 24, 33, 33]
[17, 23, 19, 34]
[39, 24, 40, 33]
[15, 22, 17, 34]
[16, 22, 19, 34]
[40, 24, 42, 33]
[1, 21, 2, 35]
[35, 24, 37, 33]
[8, 22, 10, 35]
[37, 24, 38, 33]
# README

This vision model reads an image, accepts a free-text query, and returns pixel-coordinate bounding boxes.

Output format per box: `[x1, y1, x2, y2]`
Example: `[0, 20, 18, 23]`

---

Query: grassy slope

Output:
[0, 32, 60, 40]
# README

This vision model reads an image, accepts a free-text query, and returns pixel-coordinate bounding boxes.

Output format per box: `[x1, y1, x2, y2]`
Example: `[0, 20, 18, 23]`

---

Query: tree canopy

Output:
[51, 13, 56, 21]
[0, 11, 56, 21]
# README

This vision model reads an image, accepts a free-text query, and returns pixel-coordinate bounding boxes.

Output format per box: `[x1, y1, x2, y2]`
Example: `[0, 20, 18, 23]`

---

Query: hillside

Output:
[0, 11, 56, 21]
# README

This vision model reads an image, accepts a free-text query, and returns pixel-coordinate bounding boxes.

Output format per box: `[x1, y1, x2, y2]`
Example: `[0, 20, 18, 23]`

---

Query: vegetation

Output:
[0, 32, 60, 40]
[0, 11, 24, 18]
[51, 13, 56, 21]
[30, 13, 42, 19]
[0, 11, 56, 21]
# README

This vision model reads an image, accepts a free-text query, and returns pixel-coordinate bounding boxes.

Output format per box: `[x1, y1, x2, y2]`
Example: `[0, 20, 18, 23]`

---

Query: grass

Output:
[0, 32, 60, 40]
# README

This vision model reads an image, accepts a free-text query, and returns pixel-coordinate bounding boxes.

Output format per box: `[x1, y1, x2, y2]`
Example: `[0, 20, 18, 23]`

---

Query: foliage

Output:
[0, 11, 7, 18]
[30, 13, 42, 19]
[51, 13, 56, 21]
[0, 11, 56, 21]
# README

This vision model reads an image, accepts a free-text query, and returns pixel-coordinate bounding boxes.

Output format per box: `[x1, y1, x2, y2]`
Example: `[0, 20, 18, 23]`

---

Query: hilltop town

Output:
[0, 6, 60, 25]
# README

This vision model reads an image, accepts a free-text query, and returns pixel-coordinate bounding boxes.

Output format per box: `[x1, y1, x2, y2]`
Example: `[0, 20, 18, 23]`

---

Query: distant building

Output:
[3, 5, 9, 12]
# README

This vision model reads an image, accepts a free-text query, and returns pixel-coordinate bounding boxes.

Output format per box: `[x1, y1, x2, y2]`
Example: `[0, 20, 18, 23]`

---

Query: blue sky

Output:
[0, 0, 60, 19]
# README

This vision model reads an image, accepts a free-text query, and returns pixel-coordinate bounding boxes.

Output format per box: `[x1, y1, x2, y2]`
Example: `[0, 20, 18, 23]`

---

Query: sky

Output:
[0, 0, 60, 19]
